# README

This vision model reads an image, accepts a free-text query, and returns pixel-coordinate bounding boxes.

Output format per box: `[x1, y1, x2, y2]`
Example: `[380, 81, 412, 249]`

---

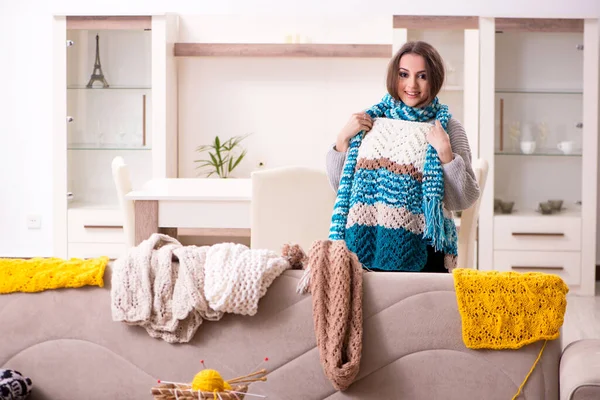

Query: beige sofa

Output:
[1, 267, 598, 400]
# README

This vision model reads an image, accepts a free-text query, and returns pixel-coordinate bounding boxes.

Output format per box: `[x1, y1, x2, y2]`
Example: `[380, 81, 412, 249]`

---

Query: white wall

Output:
[0, 4, 57, 257]
[178, 57, 388, 178]
[177, 15, 390, 179]
[1, 0, 599, 257]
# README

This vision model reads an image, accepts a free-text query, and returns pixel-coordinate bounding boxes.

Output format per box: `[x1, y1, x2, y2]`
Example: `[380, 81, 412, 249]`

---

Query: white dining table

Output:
[125, 178, 252, 245]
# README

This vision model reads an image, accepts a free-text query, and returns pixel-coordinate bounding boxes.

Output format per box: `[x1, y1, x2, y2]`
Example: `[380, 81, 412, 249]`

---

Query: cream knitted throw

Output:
[111, 233, 290, 343]
[297, 240, 363, 391]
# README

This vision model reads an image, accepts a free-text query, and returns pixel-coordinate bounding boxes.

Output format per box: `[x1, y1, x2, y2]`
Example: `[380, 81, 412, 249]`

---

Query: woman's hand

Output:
[427, 120, 453, 164]
[335, 112, 373, 152]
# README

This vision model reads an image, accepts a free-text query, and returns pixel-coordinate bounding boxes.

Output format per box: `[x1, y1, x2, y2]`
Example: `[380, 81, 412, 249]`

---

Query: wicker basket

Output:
[151, 383, 248, 400]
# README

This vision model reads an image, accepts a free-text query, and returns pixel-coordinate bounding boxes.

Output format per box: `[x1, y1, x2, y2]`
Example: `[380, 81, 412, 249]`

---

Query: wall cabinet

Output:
[479, 17, 600, 296]
[52, 15, 179, 259]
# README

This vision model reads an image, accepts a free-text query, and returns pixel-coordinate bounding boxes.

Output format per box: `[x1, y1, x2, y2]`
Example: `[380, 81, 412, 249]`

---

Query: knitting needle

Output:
[227, 358, 268, 386]
[228, 377, 267, 384]
[200, 359, 207, 369]
[233, 357, 268, 383]
[157, 379, 188, 386]
[226, 390, 267, 398]
[249, 357, 269, 373]
[228, 378, 267, 385]
[228, 368, 268, 383]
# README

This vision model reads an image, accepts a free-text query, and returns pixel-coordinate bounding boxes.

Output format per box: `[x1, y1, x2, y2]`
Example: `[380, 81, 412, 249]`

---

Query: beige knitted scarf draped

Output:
[112, 233, 291, 343]
[294, 240, 364, 391]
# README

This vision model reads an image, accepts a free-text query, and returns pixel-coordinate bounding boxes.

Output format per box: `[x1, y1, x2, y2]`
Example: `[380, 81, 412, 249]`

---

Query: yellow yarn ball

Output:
[191, 369, 232, 392]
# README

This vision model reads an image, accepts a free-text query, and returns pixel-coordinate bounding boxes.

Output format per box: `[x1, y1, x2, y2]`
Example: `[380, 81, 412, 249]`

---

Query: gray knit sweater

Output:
[326, 117, 480, 211]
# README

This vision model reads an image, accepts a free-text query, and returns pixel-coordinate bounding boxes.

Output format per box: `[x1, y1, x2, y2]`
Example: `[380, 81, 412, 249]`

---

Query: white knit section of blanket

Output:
[203, 243, 290, 315]
[358, 118, 432, 171]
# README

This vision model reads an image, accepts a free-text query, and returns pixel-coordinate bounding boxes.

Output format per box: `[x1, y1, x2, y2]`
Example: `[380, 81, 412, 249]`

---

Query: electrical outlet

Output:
[27, 214, 42, 229]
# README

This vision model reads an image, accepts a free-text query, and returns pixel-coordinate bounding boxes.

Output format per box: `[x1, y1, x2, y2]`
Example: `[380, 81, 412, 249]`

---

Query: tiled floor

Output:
[561, 283, 600, 349]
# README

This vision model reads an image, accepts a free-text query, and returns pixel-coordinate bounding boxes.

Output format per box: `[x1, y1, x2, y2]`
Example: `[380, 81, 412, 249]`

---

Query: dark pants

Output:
[421, 245, 449, 273]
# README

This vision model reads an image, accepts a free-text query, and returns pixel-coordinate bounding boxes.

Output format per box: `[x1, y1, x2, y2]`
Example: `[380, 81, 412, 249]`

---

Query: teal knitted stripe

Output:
[348, 169, 425, 213]
[345, 224, 428, 271]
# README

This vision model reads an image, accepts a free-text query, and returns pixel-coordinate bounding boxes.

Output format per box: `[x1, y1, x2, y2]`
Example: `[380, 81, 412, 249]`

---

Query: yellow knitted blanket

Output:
[453, 268, 568, 349]
[453, 268, 569, 400]
[0, 256, 108, 294]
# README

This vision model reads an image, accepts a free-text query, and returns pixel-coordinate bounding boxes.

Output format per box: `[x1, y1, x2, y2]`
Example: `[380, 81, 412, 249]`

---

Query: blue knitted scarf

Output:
[329, 94, 458, 272]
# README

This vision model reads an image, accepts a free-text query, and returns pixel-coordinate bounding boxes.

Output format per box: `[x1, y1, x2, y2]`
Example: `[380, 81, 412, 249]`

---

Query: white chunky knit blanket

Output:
[111, 233, 291, 343]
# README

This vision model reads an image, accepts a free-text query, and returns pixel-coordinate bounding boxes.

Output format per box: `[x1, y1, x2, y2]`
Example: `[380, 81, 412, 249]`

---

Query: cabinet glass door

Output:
[66, 27, 152, 208]
[494, 22, 583, 216]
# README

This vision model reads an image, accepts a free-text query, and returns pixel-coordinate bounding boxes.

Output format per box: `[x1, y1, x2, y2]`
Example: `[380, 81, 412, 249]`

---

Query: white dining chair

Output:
[111, 156, 136, 249]
[457, 158, 489, 269]
[251, 166, 337, 253]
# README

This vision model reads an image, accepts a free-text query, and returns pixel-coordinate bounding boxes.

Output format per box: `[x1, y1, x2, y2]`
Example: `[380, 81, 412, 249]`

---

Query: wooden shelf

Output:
[393, 16, 479, 30]
[66, 16, 151, 30]
[495, 18, 583, 33]
[174, 43, 392, 58]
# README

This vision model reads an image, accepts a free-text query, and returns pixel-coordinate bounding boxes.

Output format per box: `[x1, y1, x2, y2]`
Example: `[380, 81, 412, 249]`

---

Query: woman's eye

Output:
[399, 72, 408, 78]
[418, 73, 427, 80]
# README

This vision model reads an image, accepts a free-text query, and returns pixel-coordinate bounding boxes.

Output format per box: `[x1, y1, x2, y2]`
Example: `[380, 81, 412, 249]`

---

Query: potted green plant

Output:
[194, 133, 251, 178]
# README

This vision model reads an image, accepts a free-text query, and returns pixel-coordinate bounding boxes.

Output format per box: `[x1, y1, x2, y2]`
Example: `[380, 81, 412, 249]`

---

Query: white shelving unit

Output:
[52, 15, 179, 259]
[479, 17, 600, 296]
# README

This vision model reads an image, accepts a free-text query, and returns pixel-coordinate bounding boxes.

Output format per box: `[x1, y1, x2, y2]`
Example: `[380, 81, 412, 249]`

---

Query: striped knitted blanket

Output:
[329, 94, 458, 272]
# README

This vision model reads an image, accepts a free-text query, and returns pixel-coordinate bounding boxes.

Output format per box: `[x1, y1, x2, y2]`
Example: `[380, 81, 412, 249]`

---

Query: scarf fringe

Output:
[297, 266, 311, 294]
[422, 197, 448, 251]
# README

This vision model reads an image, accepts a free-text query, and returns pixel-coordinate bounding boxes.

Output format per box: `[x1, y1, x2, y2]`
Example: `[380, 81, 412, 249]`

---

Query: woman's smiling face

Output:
[397, 53, 430, 108]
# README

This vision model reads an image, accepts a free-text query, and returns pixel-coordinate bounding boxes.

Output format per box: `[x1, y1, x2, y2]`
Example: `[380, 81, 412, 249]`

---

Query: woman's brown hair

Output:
[386, 41, 445, 106]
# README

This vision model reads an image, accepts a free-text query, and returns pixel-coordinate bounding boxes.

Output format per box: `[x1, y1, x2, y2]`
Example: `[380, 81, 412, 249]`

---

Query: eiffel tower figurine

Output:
[86, 34, 109, 88]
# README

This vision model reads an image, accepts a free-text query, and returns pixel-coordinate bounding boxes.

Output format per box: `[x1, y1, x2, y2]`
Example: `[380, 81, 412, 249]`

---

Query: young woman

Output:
[326, 41, 480, 273]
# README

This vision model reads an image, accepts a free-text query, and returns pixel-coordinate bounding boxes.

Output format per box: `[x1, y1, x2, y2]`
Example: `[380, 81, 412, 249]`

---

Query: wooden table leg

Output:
[134, 200, 158, 245]
[159, 227, 178, 239]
